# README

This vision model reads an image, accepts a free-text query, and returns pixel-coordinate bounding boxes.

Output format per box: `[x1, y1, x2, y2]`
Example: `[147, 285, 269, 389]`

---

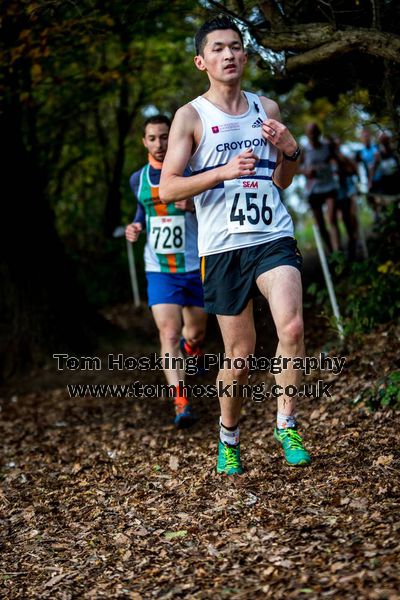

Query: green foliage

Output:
[305, 282, 328, 309]
[332, 203, 400, 335]
[68, 236, 147, 308]
[305, 204, 400, 336]
[2, 0, 209, 307]
[241, 0, 400, 131]
[254, 82, 369, 143]
[356, 371, 400, 411]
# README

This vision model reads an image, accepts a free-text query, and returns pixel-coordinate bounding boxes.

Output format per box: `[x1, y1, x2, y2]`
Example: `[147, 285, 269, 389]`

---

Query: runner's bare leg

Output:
[216, 301, 256, 427]
[256, 266, 304, 417]
[182, 306, 207, 348]
[151, 304, 185, 386]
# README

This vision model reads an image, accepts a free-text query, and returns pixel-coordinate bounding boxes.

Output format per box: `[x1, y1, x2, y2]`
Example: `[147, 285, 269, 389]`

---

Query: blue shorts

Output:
[146, 271, 204, 307]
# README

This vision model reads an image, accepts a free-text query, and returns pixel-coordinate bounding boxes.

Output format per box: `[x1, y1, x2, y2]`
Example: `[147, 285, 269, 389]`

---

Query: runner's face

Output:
[361, 130, 371, 145]
[194, 29, 246, 82]
[142, 123, 169, 162]
[306, 124, 321, 143]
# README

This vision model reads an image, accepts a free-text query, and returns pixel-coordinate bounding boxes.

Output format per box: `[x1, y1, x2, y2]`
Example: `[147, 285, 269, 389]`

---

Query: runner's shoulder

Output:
[129, 164, 147, 194]
[259, 95, 280, 120]
[173, 103, 200, 131]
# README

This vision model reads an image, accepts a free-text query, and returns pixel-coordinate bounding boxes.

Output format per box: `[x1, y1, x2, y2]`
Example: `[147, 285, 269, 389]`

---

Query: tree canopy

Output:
[206, 0, 400, 130]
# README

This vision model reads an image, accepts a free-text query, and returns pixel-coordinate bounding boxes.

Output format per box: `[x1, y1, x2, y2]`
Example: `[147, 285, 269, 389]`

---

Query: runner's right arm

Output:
[126, 170, 145, 243]
[125, 222, 142, 243]
[159, 104, 259, 203]
[125, 200, 144, 243]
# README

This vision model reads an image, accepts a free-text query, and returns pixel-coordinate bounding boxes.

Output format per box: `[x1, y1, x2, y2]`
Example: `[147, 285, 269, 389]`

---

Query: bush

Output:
[355, 371, 400, 411]
[327, 203, 400, 335]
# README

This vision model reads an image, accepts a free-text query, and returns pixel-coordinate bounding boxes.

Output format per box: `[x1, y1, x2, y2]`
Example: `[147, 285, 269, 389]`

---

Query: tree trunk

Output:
[0, 97, 97, 381]
[103, 31, 132, 237]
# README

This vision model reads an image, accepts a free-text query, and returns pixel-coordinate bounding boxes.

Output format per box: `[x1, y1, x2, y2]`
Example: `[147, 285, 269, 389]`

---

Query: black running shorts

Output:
[200, 236, 302, 316]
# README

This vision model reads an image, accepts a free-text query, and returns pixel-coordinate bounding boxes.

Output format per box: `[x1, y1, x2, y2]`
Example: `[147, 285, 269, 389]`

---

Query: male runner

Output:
[300, 123, 338, 253]
[356, 128, 381, 221]
[369, 132, 400, 197]
[160, 16, 311, 473]
[126, 115, 207, 428]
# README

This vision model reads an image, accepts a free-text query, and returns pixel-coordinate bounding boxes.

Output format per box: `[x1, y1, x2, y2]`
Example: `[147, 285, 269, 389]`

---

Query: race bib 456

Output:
[225, 178, 274, 233]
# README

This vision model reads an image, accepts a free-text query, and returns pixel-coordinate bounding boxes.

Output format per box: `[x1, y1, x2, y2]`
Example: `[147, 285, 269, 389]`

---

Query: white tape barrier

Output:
[312, 223, 345, 341]
[126, 239, 141, 308]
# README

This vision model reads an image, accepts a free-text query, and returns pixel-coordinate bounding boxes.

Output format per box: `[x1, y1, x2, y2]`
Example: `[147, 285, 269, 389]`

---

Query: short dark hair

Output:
[195, 15, 244, 56]
[143, 115, 171, 136]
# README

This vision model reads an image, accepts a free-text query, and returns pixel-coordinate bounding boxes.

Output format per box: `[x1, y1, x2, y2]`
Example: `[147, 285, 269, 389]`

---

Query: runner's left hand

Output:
[174, 198, 194, 212]
[262, 119, 297, 156]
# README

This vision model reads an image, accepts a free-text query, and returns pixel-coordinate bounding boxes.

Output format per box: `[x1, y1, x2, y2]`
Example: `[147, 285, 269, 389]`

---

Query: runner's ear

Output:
[194, 55, 206, 71]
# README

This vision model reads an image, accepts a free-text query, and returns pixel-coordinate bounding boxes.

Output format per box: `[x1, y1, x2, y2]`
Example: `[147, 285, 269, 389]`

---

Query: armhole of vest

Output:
[253, 92, 268, 120]
[145, 164, 153, 188]
[189, 101, 206, 163]
[138, 166, 146, 197]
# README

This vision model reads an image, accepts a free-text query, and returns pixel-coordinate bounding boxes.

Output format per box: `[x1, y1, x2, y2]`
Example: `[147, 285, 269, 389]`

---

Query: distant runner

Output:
[356, 128, 381, 222]
[300, 123, 338, 253]
[126, 115, 207, 428]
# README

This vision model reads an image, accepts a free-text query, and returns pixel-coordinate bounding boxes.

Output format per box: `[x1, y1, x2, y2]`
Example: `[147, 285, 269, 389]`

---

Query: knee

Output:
[328, 215, 337, 226]
[224, 346, 254, 380]
[159, 327, 180, 347]
[278, 316, 304, 348]
[327, 208, 337, 224]
[231, 361, 250, 380]
[185, 326, 206, 346]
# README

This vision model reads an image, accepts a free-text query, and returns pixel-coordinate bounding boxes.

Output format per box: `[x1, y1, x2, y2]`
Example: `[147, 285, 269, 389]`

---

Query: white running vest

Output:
[189, 91, 294, 256]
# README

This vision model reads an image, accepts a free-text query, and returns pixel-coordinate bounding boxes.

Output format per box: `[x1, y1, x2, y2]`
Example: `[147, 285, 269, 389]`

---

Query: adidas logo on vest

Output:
[252, 117, 263, 128]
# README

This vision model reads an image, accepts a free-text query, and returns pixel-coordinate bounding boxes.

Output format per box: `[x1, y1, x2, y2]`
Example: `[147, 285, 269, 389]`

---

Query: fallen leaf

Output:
[132, 528, 148, 536]
[373, 455, 394, 467]
[169, 455, 179, 471]
[164, 530, 188, 540]
[331, 562, 345, 572]
[114, 533, 130, 546]
[243, 492, 258, 506]
[44, 573, 68, 587]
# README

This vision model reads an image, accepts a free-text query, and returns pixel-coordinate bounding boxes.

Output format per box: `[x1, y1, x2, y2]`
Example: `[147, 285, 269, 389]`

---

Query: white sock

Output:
[277, 412, 297, 430]
[219, 418, 240, 446]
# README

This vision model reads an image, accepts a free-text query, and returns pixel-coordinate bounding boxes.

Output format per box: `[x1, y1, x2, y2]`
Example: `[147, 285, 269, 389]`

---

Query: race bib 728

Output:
[149, 215, 185, 254]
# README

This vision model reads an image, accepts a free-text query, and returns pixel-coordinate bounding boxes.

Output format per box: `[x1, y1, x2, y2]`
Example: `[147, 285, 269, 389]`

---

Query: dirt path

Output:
[1, 255, 399, 599]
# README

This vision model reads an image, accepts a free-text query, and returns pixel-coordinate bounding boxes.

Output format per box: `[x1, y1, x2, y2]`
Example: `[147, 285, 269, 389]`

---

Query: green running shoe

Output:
[274, 427, 311, 466]
[217, 440, 244, 475]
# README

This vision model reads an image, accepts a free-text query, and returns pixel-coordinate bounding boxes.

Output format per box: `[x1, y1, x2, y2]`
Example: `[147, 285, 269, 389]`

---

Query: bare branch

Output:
[370, 0, 381, 29]
[258, 0, 286, 28]
[204, 0, 254, 28]
[283, 28, 400, 72]
[257, 23, 335, 51]
[316, 0, 336, 27]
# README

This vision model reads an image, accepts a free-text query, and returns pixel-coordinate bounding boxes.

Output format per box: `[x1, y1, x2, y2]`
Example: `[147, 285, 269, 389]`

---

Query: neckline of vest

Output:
[148, 154, 163, 169]
[198, 91, 252, 119]
[145, 163, 160, 188]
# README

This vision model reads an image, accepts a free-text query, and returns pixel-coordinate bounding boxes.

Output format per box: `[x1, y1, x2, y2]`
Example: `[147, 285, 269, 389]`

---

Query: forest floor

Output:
[1, 253, 400, 600]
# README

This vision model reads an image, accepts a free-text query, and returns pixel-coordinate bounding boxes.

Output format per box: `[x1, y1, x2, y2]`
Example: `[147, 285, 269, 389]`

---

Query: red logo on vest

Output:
[211, 126, 219, 133]
[242, 180, 258, 188]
